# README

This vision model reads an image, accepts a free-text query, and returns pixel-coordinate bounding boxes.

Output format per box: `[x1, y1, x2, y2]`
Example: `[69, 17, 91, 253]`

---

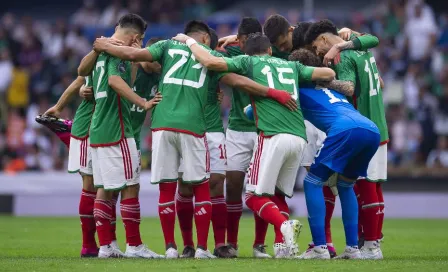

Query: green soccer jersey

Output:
[147, 40, 224, 136]
[224, 55, 314, 139]
[333, 50, 389, 143]
[205, 75, 224, 133]
[89, 53, 134, 146]
[221, 43, 256, 132]
[131, 67, 159, 150]
[71, 76, 95, 139]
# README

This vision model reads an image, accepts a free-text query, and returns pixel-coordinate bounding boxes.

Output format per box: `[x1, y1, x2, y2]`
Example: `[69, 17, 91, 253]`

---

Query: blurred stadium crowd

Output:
[0, 0, 447, 173]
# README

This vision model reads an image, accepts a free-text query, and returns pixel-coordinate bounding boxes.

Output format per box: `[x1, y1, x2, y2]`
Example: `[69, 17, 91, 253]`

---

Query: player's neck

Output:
[189, 33, 204, 44]
[112, 32, 127, 44]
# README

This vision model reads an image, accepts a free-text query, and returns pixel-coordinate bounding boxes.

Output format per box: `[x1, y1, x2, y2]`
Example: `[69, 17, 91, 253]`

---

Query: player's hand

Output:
[217, 90, 224, 104]
[131, 41, 141, 49]
[144, 92, 162, 110]
[44, 106, 61, 118]
[93, 37, 124, 52]
[338, 28, 352, 41]
[323, 44, 341, 66]
[266, 88, 298, 111]
[218, 35, 238, 48]
[79, 85, 93, 100]
[172, 33, 191, 43]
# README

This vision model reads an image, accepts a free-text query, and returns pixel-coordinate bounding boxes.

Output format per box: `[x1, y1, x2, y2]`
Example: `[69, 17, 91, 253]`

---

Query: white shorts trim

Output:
[68, 137, 93, 175]
[92, 138, 140, 190]
[225, 129, 258, 172]
[301, 121, 326, 167]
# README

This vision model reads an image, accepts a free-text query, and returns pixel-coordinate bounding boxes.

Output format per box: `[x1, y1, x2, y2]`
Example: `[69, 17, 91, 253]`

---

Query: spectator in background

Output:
[404, 1, 437, 65]
[65, 25, 91, 60]
[71, 0, 99, 27]
[42, 20, 66, 60]
[7, 59, 29, 109]
[416, 83, 439, 162]
[427, 136, 448, 168]
[99, 0, 128, 27]
[0, 47, 13, 123]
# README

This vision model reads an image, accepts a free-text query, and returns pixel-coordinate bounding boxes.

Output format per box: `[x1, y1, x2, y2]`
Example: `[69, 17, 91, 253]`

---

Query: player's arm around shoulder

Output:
[93, 37, 153, 62]
[310, 66, 335, 81]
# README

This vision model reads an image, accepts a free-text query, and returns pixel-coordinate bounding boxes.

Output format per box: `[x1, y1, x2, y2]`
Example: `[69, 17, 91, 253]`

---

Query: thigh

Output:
[91, 147, 103, 188]
[206, 132, 227, 175]
[226, 129, 257, 172]
[247, 135, 283, 197]
[278, 136, 307, 198]
[301, 121, 326, 167]
[151, 130, 180, 184]
[80, 137, 93, 176]
[68, 137, 82, 173]
[180, 133, 209, 184]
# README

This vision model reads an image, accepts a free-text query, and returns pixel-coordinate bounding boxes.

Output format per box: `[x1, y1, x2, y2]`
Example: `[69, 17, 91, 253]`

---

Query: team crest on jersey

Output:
[118, 61, 126, 73]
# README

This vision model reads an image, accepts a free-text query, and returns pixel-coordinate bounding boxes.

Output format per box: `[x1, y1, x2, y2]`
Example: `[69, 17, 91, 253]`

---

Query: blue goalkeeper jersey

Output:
[298, 85, 379, 137]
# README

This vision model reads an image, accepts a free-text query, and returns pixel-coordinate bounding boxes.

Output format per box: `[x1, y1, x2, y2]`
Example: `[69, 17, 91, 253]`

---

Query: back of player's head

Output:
[209, 28, 218, 49]
[292, 21, 312, 50]
[146, 37, 162, 47]
[244, 32, 271, 56]
[117, 13, 147, 34]
[184, 20, 211, 36]
[238, 17, 262, 37]
[304, 19, 338, 45]
[289, 49, 323, 67]
[263, 14, 290, 45]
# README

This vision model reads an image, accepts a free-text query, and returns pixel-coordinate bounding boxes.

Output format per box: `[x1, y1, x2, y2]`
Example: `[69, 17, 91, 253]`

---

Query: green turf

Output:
[0, 217, 447, 271]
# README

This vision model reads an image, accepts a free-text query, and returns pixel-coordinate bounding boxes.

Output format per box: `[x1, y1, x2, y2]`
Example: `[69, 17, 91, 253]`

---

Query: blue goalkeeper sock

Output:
[304, 172, 326, 246]
[337, 178, 358, 247]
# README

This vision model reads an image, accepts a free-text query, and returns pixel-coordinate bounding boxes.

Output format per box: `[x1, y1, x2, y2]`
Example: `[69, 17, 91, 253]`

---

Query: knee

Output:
[178, 182, 193, 197]
[121, 184, 139, 200]
[209, 174, 225, 197]
[82, 175, 95, 192]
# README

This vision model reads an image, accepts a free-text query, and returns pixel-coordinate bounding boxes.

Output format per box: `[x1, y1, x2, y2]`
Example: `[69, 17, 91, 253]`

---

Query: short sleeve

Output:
[147, 40, 167, 62]
[224, 55, 250, 75]
[108, 56, 123, 77]
[333, 54, 356, 84]
[295, 62, 315, 82]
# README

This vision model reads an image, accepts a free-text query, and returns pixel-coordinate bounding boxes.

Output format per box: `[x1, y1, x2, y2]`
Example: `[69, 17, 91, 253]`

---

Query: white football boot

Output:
[297, 245, 331, 259]
[253, 245, 271, 258]
[334, 246, 362, 259]
[98, 244, 125, 258]
[361, 241, 383, 260]
[125, 244, 164, 258]
[195, 248, 217, 259]
[280, 220, 302, 257]
[165, 247, 179, 259]
[273, 243, 291, 258]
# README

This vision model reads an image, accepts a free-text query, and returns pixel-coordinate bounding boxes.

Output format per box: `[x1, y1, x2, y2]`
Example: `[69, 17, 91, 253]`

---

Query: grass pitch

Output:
[0, 216, 447, 271]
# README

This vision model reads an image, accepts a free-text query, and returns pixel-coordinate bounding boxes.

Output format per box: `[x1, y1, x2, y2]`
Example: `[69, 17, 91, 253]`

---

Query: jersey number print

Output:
[164, 49, 207, 89]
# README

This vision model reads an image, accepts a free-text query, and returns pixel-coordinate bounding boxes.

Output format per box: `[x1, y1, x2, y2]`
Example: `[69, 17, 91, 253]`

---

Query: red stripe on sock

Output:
[120, 198, 142, 246]
[211, 195, 227, 248]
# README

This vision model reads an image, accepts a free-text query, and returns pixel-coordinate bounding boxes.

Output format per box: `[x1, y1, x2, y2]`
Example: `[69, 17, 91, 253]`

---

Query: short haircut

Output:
[289, 49, 322, 67]
[263, 14, 290, 44]
[209, 28, 218, 49]
[184, 20, 211, 36]
[292, 21, 312, 50]
[244, 32, 271, 56]
[304, 19, 338, 45]
[117, 13, 147, 34]
[146, 37, 162, 47]
[238, 17, 262, 36]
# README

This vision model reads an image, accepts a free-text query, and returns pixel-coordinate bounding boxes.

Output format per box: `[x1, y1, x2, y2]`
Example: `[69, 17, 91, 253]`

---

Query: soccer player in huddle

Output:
[172, 31, 336, 256]
[78, 13, 163, 258]
[305, 19, 388, 259]
[93, 20, 296, 258]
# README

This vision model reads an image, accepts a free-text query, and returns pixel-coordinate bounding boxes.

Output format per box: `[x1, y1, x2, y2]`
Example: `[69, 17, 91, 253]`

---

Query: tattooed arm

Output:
[317, 80, 355, 97]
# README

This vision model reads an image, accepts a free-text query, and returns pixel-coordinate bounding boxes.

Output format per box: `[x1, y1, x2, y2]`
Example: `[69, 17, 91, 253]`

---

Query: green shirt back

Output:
[71, 76, 94, 139]
[333, 50, 389, 143]
[224, 55, 313, 139]
[90, 53, 133, 146]
[147, 40, 223, 136]
[131, 67, 159, 150]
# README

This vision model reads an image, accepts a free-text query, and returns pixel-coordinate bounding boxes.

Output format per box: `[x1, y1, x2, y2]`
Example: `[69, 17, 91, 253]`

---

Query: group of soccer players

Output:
[39, 12, 388, 260]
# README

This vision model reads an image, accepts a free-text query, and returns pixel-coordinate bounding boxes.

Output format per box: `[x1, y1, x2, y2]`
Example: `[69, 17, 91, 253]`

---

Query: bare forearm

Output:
[78, 51, 99, 76]
[190, 43, 228, 71]
[221, 74, 268, 96]
[55, 76, 85, 109]
[109, 76, 145, 108]
[318, 80, 355, 96]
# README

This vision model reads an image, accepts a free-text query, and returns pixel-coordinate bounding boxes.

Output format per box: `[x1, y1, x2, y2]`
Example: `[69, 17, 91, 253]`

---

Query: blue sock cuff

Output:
[305, 172, 325, 186]
[337, 179, 355, 188]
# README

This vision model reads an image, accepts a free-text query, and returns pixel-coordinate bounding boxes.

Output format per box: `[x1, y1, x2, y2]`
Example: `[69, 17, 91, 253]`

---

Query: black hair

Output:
[146, 37, 162, 47]
[117, 13, 147, 34]
[304, 19, 338, 46]
[289, 49, 323, 67]
[292, 21, 312, 50]
[263, 14, 290, 44]
[238, 17, 262, 37]
[208, 28, 218, 49]
[184, 20, 211, 36]
[244, 32, 271, 56]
